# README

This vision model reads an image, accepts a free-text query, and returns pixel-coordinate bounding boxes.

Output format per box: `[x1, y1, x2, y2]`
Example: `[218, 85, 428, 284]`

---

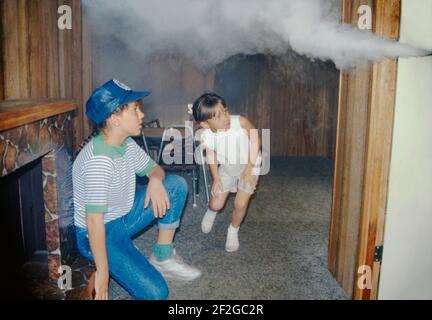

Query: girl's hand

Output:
[94, 269, 109, 300]
[145, 177, 171, 218]
[211, 177, 224, 197]
[240, 169, 258, 192]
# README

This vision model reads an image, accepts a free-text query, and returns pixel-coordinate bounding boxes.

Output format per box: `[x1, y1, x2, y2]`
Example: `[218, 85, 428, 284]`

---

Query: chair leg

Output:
[192, 168, 197, 207]
[141, 131, 150, 154]
[195, 166, 200, 196]
[199, 150, 210, 204]
[201, 164, 210, 204]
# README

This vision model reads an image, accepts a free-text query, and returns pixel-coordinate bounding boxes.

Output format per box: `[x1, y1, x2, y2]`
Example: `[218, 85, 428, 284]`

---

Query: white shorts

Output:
[217, 163, 260, 195]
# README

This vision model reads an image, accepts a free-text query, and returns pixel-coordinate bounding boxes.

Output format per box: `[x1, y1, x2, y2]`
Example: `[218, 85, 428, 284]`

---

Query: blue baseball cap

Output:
[86, 79, 151, 125]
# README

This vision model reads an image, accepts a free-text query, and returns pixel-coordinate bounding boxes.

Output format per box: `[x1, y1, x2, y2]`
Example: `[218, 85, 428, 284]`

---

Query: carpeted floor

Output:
[109, 157, 348, 300]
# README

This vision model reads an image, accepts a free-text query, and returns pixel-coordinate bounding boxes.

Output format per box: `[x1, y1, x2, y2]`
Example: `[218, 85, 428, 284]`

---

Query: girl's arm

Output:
[86, 213, 109, 300]
[239, 116, 261, 173]
[205, 146, 224, 197]
[206, 147, 219, 180]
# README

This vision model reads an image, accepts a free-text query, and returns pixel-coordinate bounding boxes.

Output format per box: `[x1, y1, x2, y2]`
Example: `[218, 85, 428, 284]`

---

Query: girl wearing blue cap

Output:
[73, 79, 201, 300]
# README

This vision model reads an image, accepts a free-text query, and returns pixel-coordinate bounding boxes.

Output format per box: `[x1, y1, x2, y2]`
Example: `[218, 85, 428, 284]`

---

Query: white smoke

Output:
[83, 0, 429, 70]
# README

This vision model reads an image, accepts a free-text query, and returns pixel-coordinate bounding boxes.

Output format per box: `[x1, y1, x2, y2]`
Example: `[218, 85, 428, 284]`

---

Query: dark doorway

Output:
[0, 158, 46, 299]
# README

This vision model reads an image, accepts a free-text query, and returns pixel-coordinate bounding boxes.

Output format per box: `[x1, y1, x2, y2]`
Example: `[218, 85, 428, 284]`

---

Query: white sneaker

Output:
[149, 250, 202, 281]
[225, 225, 240, 252]
[201, 210, 217, 234]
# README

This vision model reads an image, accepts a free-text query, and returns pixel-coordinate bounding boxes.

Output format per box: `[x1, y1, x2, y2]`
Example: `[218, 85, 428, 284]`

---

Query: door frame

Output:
[328, 0, 401, 300]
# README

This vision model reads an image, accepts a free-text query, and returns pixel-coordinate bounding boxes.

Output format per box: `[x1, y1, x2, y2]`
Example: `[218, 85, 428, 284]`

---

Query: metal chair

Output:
[145, 119, 161, 128]
[140, 119, 161, 159]
[156, 125, 210, 207]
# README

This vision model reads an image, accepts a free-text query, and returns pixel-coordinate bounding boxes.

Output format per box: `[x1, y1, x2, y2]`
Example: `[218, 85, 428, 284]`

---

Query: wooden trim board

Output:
[0, 99, 76, 131]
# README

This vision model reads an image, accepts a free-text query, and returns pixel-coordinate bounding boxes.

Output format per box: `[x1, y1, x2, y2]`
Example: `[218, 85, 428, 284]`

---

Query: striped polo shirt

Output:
[73, 133, 156, 229]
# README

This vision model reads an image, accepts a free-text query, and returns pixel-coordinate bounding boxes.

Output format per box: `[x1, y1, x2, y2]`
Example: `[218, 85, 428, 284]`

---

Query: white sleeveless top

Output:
[200, 115, 252, 176]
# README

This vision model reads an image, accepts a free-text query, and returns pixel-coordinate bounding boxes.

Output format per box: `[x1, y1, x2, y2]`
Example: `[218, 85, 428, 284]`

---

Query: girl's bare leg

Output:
[226, 190, 252, 252]
[231, 190, 252, 228]
[209, 191, 230, 212]
[201, 192, 230, 233]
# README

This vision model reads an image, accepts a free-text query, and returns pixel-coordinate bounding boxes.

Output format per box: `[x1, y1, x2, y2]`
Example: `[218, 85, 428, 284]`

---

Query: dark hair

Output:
[192, 92, 227, 122]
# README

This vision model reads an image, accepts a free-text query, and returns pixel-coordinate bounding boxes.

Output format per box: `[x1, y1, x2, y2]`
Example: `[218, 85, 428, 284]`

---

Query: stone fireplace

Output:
[0, 100, 94, 299]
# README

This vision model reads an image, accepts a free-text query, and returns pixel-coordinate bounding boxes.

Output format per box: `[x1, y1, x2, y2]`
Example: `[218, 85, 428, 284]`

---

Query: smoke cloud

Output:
[83, 0, 429, 70]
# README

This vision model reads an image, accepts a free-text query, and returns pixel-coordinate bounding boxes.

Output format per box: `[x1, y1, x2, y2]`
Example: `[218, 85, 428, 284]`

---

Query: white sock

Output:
[201, 209, 218, 234]
[225, 224, 240, 252]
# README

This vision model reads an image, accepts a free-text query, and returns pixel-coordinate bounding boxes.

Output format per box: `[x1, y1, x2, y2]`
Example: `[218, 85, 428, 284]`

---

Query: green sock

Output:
[153, 243, 174, 262]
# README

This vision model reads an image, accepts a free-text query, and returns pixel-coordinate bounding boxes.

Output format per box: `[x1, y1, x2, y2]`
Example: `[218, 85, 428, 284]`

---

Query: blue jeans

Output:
[75, 175, 188, 300]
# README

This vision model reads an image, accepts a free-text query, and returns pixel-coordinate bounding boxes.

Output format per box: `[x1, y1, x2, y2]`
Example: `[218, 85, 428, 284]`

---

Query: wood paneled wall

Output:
[0, 0, 92, 147]
[215, 53, 339, 158]
[143, 55, 215, 127]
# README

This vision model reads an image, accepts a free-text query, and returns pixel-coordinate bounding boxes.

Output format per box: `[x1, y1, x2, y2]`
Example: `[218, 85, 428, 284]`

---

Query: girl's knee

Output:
[209, 201, 224, 212]
[210, 193, 229, 211]
[234, 199, 248, 212]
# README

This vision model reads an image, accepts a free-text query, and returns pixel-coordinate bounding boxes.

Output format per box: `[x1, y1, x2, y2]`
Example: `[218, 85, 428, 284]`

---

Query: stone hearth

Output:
[0, 100, 94, 299]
